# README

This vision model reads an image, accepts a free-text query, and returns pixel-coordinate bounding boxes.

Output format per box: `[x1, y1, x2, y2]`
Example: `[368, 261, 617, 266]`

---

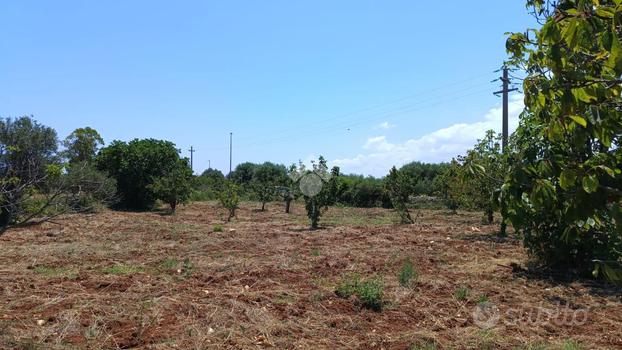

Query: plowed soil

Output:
[0, 202, 620, 349]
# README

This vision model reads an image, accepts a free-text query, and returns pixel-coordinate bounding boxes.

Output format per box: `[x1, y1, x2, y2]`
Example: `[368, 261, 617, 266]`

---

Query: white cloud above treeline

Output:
[332, 95, 524, 177]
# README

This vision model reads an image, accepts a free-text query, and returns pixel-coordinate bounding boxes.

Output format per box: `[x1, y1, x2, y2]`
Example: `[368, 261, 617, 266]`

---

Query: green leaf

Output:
[607, 31, 622, 74]
[582, 174, 599, 193]
[572, 88, 597, 103]
[559, 169, 578, 189]
[568, 115, 587, 127]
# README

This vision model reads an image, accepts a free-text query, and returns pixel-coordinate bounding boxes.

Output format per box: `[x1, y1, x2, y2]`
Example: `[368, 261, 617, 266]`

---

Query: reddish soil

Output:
[0, 202, 620, 349]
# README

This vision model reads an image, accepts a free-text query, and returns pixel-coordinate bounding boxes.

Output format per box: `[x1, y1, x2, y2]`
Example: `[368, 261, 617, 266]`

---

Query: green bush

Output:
[148, 160, 193, 212]
[219, 181, 239, 222]
[212, 224, 223, 232]
[96, 139, 184, 210]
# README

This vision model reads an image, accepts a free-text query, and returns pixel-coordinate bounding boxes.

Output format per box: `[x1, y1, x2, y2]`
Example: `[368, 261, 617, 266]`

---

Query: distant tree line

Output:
[0, 115, 510, 235]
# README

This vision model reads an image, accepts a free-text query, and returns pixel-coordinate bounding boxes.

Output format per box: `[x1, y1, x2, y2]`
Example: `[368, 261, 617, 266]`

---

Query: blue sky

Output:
[1, 1, 534, 177]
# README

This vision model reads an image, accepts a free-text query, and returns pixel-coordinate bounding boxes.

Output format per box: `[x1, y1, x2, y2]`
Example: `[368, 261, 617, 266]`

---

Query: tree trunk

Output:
[170, 201, 177, 213]
[486, 208, 494, 225]
[261, 201, 266, 211]
[285, 199, 291, 214]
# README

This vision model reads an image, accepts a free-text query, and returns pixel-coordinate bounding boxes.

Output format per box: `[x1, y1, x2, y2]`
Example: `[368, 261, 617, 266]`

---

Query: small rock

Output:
[208, 327, 215, 334]
[228, 228, 236, 233]
[36, 319, 46, 326]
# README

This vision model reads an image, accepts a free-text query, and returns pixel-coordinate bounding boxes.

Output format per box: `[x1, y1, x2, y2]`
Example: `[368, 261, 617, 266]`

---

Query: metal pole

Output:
[229, 132, 233, 174]
[502, 68, 509, 151]
[189, 146, 195, 174]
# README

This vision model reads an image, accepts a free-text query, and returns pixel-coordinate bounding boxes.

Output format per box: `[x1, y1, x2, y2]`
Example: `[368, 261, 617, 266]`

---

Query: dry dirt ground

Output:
[0, 202, 621, 349]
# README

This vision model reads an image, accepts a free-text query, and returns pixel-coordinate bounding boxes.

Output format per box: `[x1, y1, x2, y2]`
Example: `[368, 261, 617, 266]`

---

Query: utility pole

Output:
[208, 160, 211, 169]
[189, 146, 195, 174]
[229, 132, 233, 175]
[494, 67, 518, 152]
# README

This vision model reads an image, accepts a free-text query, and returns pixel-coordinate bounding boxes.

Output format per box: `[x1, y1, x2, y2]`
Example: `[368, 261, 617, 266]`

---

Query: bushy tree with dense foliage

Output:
[400, 162, 449, 196]
[251, 162, 287, 211]
[219, 180, 240, 222]
[63, 127, 104, 164]
[191, 168, 226, 201]
[96, 139, 185, 210]
[503, 0, 622, 281]
[148, 160, 193, 212]
[338, 175, 389, 208]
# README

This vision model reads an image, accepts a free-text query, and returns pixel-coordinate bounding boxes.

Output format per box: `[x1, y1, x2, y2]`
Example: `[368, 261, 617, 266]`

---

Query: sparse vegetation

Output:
[454, 285, 469, 301]
[335, 273, 385, 311]
[398, 259, 419, 288]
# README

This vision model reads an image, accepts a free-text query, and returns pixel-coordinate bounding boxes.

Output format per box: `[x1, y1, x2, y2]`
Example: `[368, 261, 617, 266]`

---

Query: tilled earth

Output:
[0, 202, 620, 349]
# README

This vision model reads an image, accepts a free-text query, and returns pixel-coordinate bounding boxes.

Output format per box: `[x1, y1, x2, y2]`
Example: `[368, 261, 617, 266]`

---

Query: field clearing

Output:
[0, 202, 621, 349]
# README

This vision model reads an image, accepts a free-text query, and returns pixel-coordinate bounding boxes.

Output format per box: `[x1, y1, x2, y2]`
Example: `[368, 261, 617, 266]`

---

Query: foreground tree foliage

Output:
[504, 0, 622, 281]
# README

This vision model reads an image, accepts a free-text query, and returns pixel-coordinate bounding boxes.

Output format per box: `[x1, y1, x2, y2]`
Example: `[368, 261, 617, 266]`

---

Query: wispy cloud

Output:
[332, 95, 524, 177]
[376, 121, 396, 130]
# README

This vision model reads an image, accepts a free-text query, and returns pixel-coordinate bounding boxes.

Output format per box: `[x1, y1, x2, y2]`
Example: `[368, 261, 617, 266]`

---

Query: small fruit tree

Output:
[384, 166, 414, 224]
[148, 160, 193, 213]
[219, 180, 239, 222]
[290, 156, 339, 229]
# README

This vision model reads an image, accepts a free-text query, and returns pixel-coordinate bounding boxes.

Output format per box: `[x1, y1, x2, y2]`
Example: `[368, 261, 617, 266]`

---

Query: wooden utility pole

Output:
[494, 67, 518, 152]
[229, 132, 233, 175]
[189, 146, 195, 174]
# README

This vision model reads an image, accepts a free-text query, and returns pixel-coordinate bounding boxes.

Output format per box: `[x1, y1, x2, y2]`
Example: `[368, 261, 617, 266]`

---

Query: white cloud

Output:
[376, 121, 395, 130]
[331, 95, 524, 177]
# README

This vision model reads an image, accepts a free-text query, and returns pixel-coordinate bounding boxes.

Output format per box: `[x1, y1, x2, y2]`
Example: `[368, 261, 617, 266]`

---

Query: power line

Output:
[202, 77, 497, 153]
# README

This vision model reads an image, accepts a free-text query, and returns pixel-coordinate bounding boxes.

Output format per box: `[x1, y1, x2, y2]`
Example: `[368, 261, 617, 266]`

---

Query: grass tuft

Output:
[398, 259, 419, 288]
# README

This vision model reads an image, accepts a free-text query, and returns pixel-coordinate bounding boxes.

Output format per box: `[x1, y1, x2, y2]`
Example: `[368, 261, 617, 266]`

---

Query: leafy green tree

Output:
[251, 162, 287, 211]
[148, 160, 193, 212]
[337, 175, 389, 208]
[96, 139, 184, 210]
[292, 157, 339, 229]
[503, 0, 622, 281]
[384, 166, 414, 224]
[434, 160, 463, 214]
[63, 127, 104, 164]
[276, 164, 302, 214]
[219, 180, 239, 222]
[460, 130, 507, 225]
[400, 162, 450, 196]
[191, 168, 225, 201]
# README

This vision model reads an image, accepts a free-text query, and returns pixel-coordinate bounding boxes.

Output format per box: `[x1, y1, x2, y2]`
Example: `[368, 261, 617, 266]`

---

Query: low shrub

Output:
[335, 273, 385, 311]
